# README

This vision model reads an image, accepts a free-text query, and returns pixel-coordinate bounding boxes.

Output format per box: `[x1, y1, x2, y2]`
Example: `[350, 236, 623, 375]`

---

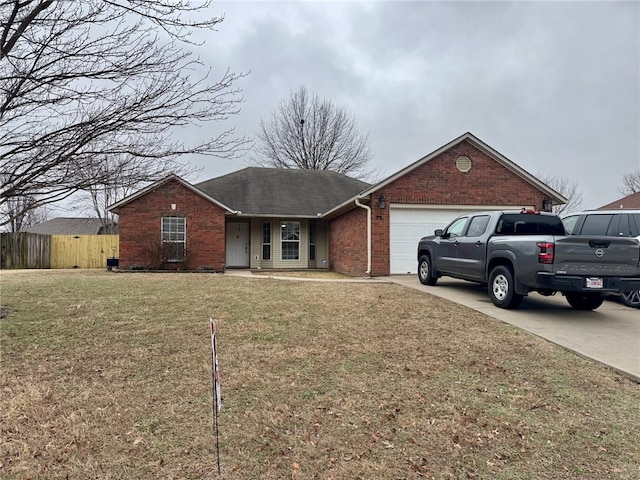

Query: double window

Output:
[161, 217, 186, 262]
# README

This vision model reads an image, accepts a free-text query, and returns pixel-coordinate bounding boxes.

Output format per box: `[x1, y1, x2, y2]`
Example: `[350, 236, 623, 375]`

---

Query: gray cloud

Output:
[186, 1, 639, 209]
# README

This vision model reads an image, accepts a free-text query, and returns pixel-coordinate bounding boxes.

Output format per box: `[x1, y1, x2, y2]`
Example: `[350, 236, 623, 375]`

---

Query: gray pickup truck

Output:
[417, 210, 640, 310]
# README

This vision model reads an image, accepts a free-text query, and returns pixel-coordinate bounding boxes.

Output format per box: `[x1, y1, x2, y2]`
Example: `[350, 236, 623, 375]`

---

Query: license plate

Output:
[586, 277, 603, 289]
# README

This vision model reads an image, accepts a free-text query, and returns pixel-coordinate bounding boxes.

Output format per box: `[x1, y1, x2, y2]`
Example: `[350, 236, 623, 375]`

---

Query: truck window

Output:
[611, 215, 627, 237]
[610, 214, 640, 238]
[445, 217, 469, 238]
[466, 215, 490, 237]
[631, 214, 640, 237]
[562, 215, 580, 235]
[581, 214, 614, 236]
[495, 214, 564, 235]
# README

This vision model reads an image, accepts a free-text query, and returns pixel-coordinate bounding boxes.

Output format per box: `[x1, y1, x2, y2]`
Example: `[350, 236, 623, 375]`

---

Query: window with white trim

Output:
[162, 216, 186, 262]
[309, 220, 316, 261]
[281, 221, 300, 260]
[262, 222, 271, 260]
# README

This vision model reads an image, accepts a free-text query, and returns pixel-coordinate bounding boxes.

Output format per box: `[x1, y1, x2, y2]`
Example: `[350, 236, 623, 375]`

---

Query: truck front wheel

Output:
[418, 255, 438, 286]
[565, 292, 604, 311]
[488, 265, 523, 309]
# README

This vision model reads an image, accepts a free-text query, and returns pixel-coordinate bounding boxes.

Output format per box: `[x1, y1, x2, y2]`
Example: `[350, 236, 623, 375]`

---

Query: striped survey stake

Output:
[210, 317, 222, 413]
[210, 317, 222, 475]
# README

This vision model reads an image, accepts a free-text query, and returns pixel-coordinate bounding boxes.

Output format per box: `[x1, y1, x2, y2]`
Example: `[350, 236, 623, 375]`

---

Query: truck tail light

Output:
[537, 242, 554, 264]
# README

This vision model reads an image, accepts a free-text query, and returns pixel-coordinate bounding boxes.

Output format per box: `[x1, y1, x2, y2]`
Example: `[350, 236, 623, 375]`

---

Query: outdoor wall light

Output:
[378, 195, 387, 209]
[542, 197, 552, 212]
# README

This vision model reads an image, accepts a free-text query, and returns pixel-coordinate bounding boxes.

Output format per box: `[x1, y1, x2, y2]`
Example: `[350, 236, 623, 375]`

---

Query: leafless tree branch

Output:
[619, 169, 640, 195]
[253, 86, 374, 180]
[537, 174, 584, 216]
[0, 0, 249, 226]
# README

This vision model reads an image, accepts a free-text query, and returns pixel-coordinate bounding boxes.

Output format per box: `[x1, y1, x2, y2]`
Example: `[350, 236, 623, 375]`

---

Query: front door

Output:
[226, 222, 250, 267]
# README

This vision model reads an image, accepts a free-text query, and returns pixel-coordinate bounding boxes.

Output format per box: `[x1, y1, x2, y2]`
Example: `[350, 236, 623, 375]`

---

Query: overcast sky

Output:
[184, 0, 639, 210]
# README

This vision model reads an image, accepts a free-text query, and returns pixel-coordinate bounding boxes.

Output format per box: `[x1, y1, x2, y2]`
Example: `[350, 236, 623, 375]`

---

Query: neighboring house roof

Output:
[598, 192, 640, 209]
[325, 132, 568, 218]
[195, 167, 371, 217]
[22, 217, 116, 235]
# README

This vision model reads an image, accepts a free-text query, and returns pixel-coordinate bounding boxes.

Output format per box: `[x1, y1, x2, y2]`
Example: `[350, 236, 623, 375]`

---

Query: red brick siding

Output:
[386, 141, 546, 207]
[371, 202, 390, 276]
[329, 208, 368, 276]
[331, 140, 550, 277]
[118, 180, 226, 270]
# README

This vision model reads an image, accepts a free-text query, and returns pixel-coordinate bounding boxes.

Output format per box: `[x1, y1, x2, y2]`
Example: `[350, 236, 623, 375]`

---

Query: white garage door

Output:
[389, 207, 476, 274]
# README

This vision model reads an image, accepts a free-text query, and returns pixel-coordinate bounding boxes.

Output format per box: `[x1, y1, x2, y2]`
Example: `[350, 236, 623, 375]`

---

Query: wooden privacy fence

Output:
[0, 233, 119, 269]
[1, 233, 51, 269]
[50, 235, 119, 269]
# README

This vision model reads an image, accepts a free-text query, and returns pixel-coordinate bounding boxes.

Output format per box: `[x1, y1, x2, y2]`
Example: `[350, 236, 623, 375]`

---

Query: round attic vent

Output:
[456, 155, 472, 173]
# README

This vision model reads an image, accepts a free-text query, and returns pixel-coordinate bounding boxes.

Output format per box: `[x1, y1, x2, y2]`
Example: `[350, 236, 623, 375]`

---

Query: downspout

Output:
[355, 198, 371, 276]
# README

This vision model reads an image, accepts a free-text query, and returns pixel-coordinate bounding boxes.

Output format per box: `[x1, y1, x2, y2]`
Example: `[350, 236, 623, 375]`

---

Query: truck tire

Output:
[565, 292, 604, 311]
[488, 265, 523, 309]
[621, 290, 640, 309]
[418, 255, 438, 286]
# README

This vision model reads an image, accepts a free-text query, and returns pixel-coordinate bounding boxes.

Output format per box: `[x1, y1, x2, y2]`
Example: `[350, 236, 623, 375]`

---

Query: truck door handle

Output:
[589, 240, 610, 248]
[475, 241, 483, 247]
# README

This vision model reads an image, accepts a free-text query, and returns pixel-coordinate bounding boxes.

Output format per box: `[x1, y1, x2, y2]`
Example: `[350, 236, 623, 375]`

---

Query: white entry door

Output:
[226, 222, 250, 267]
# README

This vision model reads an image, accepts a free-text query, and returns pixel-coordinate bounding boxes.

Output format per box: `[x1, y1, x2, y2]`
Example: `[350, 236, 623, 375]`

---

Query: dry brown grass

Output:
[1, 270, 639, 479]
[250, 270, 350, 279]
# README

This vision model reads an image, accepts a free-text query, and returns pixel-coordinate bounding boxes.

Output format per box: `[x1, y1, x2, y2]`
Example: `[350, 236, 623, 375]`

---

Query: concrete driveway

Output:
[389, 275, 640, 383]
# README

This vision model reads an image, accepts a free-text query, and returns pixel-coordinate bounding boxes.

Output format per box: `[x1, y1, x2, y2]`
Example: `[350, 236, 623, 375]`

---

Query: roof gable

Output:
[365, 132, 565, 202]
[108, 174, 236, 214]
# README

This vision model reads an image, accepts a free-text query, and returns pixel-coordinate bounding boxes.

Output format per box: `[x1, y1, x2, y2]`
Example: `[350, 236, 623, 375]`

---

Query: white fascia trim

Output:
[389, 204, 533, 211]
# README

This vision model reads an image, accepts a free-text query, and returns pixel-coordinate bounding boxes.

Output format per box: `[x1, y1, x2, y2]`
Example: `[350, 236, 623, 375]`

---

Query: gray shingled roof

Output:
[22, 217, 116, 235]
[195, 167, 371, 216]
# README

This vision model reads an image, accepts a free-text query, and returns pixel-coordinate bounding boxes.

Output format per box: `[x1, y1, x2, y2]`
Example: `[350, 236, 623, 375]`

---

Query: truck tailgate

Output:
[553, 236, 640, 276]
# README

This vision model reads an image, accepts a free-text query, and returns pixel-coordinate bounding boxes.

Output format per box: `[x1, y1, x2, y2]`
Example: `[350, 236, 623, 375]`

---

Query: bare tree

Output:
[254, 86, 373, 179]
[0, 0, 248, 227]
[537, 174, 583, 216]
[76, 153, 196, 233]
[0, 195, 49, 232]
[619, 169, 640, 195]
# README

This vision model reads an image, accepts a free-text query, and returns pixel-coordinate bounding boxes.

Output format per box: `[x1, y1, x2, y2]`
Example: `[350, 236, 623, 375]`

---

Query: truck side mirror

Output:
[434, 229, 443, 236]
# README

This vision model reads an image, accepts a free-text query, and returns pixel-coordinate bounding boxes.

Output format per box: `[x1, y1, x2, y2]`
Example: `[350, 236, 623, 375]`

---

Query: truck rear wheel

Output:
[418, 255, 438, 286]
[621, 290, 640, 309]
[565, 293, 604, 311]
[488, 265, 523, 309]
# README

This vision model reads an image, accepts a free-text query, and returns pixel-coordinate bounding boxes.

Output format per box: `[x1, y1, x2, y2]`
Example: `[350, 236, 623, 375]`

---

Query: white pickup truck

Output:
[416, 210, 640, 310]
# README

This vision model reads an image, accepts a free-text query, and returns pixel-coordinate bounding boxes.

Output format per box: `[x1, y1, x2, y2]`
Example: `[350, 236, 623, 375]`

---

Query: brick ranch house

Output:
[108, 132, 566, 276]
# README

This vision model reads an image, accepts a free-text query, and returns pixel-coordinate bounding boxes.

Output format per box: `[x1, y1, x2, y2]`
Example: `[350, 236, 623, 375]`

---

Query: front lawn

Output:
[1, 270, 638, 479]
